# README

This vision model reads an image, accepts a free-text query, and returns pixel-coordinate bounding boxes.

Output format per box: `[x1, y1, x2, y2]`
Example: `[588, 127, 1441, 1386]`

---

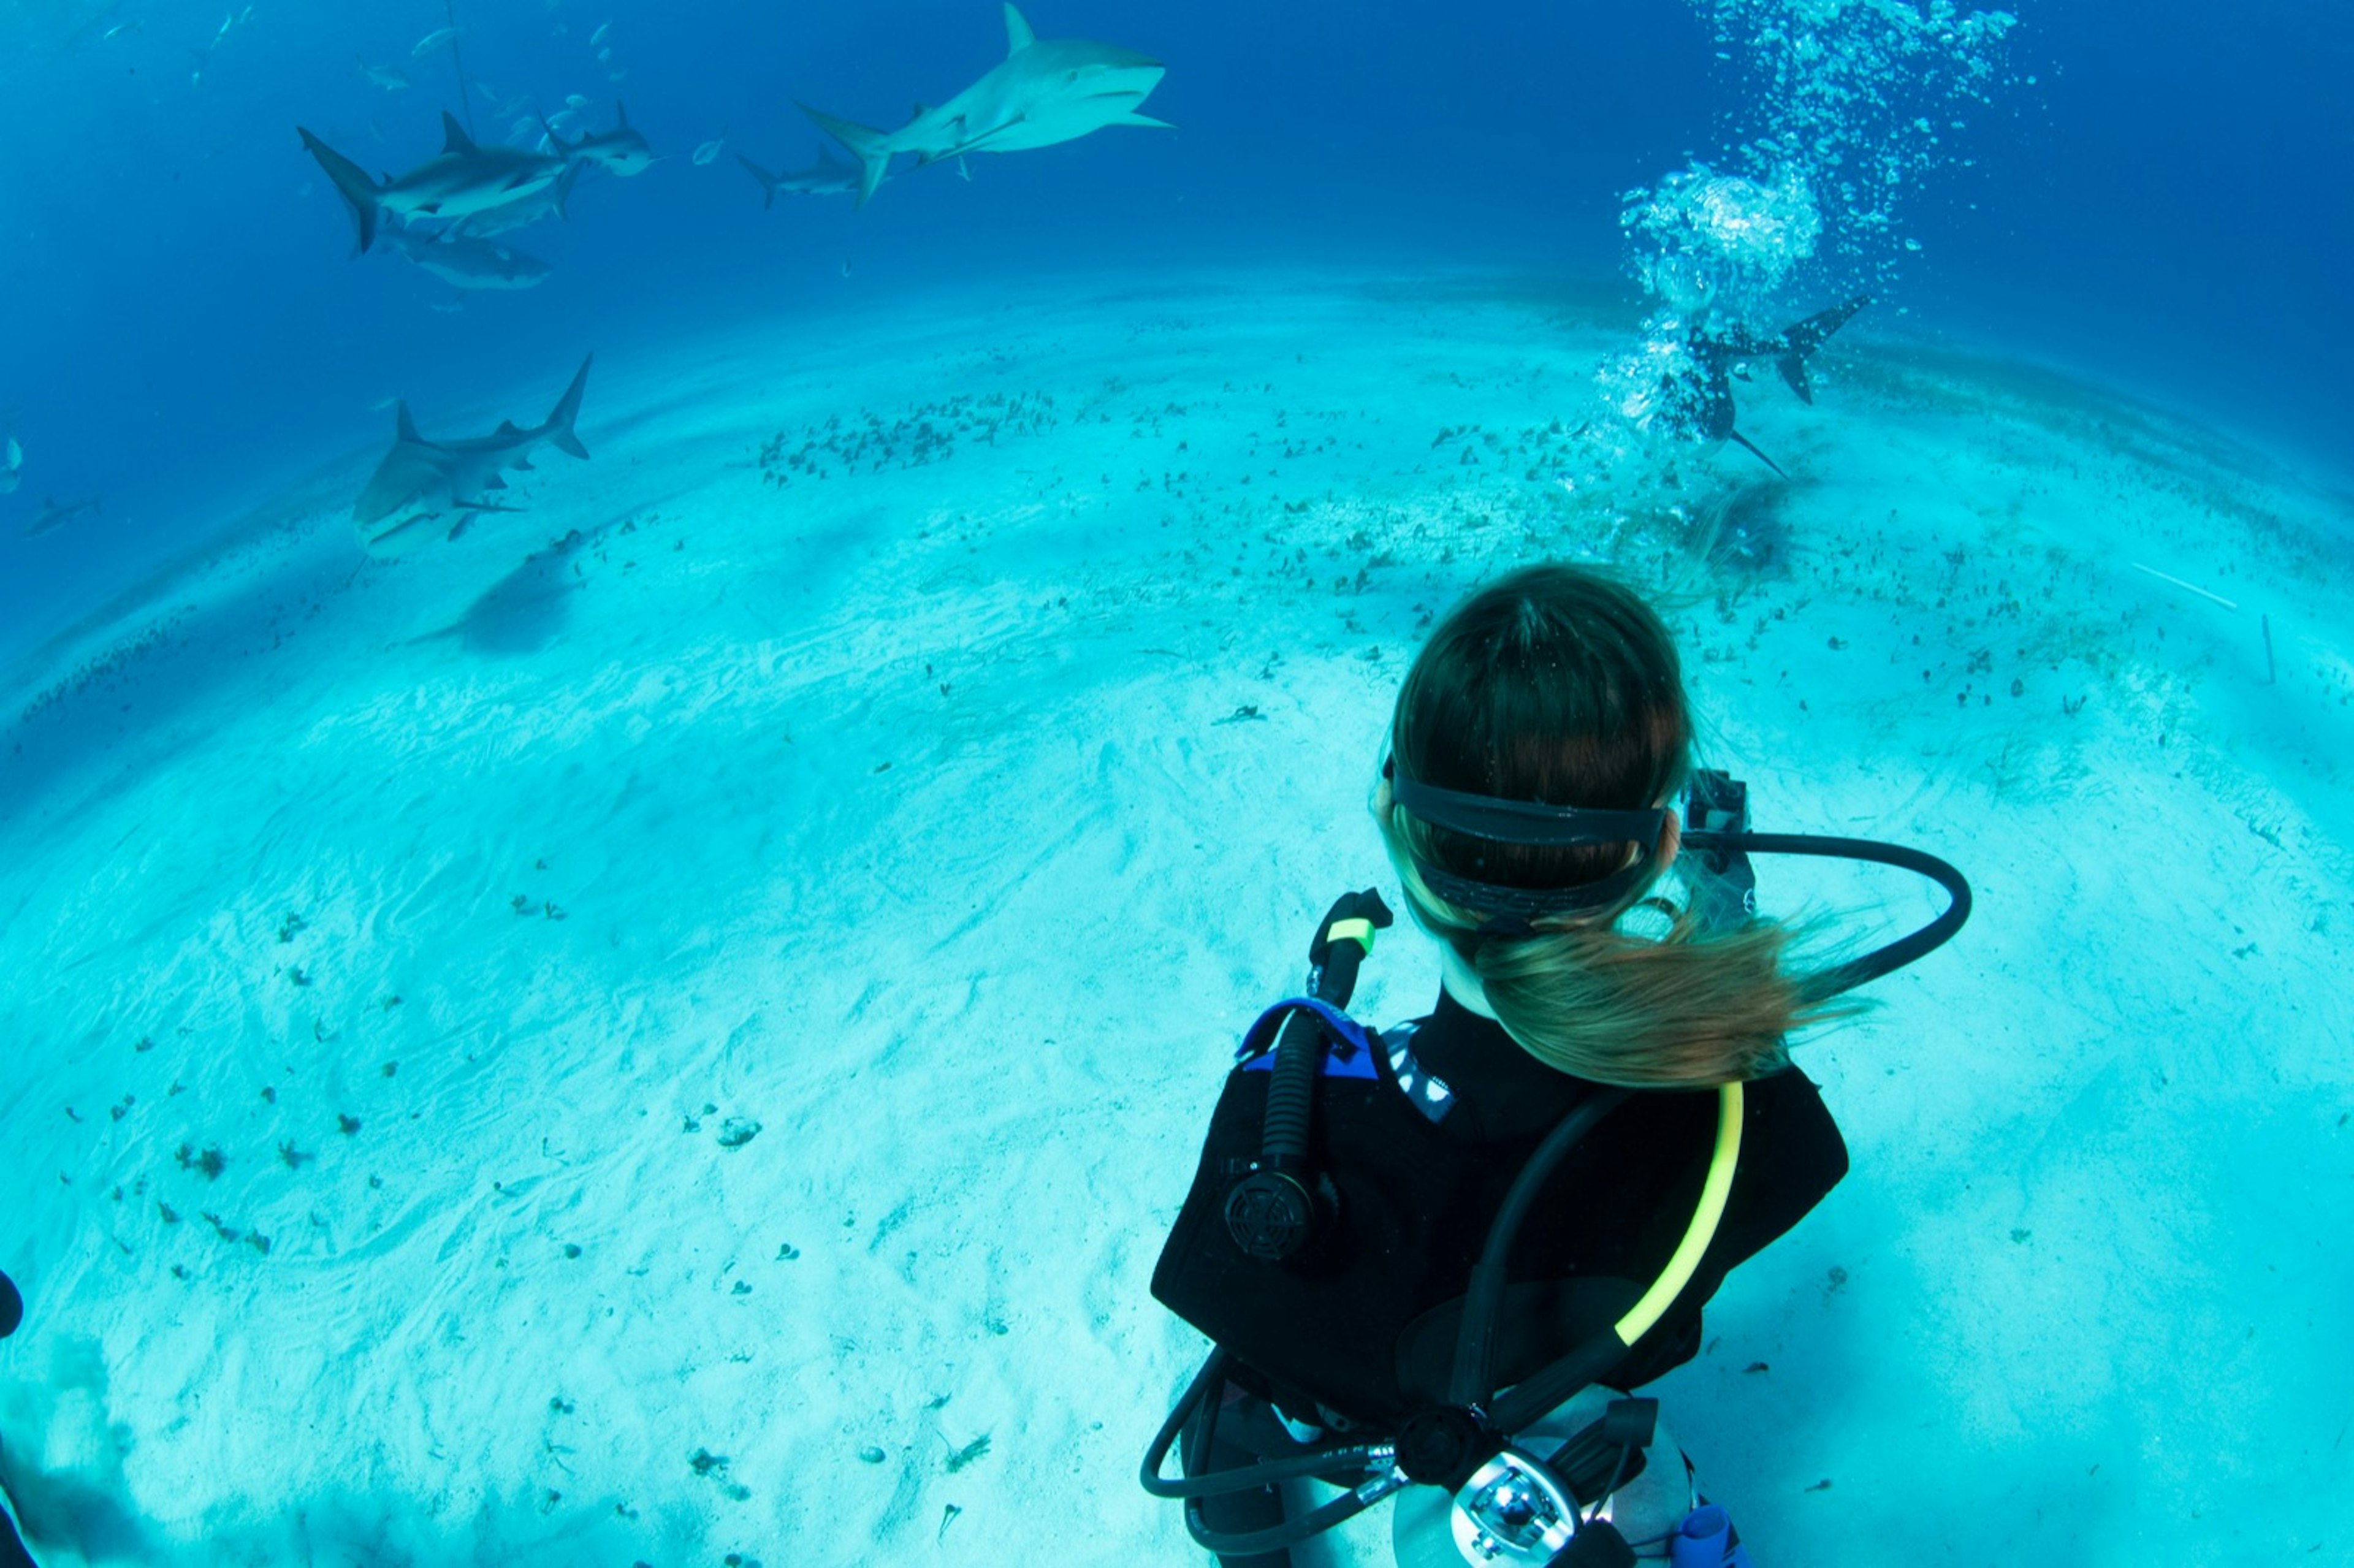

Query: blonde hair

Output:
[1379, 562, 1860, 1087]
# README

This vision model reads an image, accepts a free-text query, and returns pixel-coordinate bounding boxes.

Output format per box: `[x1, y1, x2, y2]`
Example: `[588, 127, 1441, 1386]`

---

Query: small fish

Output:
[590, 21, 611, 45]
[0, 436, 21, 494]
[413, 25, 461, 57]
[357, 55, 409, 91]
[566, 93, 590, 110]
[595, 45, 611, 61]
[692, 137, 724, 165]
[104, 19, 145, 38]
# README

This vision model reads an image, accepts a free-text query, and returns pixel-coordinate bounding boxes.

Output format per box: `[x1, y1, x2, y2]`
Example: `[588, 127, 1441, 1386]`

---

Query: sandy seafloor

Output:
[0, 268, 2348, 1567]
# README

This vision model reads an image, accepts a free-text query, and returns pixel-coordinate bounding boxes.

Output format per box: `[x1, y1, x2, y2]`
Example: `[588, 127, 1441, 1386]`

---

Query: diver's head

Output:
[1373, 561, 1833, 1086]
[1374, 561, 1689, 907]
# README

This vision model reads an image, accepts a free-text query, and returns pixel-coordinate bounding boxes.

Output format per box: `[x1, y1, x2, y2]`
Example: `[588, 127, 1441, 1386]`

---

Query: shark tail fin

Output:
[737, 153, 782, 209]
[544, 354, 593, 460]
[299, 126, 383, 254]
[799, 102, 890, 210]
[1728, 428, 1788, 479]
[1776, 294, 1872, 403]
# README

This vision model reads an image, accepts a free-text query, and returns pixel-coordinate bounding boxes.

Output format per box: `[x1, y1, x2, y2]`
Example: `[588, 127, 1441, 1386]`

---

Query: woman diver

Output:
[1147, 561, 1925, 1567]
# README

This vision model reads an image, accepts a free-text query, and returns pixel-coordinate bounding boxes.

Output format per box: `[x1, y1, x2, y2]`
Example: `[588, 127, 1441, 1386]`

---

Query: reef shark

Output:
[1667, 295, 1871, 476]
[20, 495, 100, 539]
[300, 113, 573, 253]
[555, 102, 658, 177]
[799, 2, 1169, 208]
[376, 217, 552, 291]
[448, 161, 583, 238]
[736, 147, 863, 206]
[352, 355, 592, 554]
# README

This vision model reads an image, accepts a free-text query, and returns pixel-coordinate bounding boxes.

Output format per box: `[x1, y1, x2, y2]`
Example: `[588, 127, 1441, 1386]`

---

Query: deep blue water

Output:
[1, 0, 2348, 655]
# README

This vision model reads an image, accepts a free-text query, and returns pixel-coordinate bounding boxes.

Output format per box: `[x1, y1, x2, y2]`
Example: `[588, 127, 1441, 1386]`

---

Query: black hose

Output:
[1447, 1090, 1630, 1405]
[1680, 831, 1972, 1001]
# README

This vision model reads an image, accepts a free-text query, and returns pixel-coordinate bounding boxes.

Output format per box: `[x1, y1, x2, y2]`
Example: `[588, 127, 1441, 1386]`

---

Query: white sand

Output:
[1, 268, 2348, 1566]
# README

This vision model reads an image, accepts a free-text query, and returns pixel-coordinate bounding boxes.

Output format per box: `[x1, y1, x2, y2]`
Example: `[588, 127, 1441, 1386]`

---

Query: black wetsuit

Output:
[1173, 989, 1848, 1567]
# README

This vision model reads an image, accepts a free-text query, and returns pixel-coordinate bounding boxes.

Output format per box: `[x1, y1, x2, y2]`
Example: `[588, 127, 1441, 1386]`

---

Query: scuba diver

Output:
[1651, 295, 1872, 478]
[1143, 563, 1969, 1566]
[0, 1268, 34, 1568]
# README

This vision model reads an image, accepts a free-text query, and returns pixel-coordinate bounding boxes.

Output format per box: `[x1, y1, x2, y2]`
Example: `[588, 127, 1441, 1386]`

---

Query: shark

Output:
[799, 3, 1169, 209]
[376, 216, 552, 291]
[448, 160, 583, 237]
[1660, 295, 1872, 476]
[357, 55, 410, 91]
[300, 113, 573, 253]
[736, 147, 863, 206]
[352, 355, 592, 554]
[556, 102, 658, 177]
[21, 496, 100, 539]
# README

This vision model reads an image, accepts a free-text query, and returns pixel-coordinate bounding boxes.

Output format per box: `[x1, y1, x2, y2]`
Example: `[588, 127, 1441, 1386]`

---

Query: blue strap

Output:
[1233, 998, 1379, 1081]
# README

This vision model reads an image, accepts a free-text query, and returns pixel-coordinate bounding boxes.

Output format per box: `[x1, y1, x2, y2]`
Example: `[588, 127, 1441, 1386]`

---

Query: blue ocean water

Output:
[2, 2, 2351, 1565]
[2, 0, 2347, 650]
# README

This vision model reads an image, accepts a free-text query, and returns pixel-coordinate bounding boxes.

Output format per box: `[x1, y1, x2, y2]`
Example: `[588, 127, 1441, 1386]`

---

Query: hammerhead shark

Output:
[1667, 295, 1871, 476]
[353, 355, 592, 554]
[736, 147, 864, 206]
[300, 113, 572, 253]
[799, 3, 1169, 208]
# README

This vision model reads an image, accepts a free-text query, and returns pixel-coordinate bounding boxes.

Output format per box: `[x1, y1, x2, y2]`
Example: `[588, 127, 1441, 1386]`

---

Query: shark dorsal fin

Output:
[395, 401, 422, 444]
[615, 100, 629, 128]
[441, 111, 476, 154]
[495, 419, 524, 438]
[1003, 3, 1035, 53]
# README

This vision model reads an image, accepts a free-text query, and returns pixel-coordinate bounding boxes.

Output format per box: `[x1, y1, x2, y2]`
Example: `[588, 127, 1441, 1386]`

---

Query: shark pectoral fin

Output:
[957, 156, 971, 181]
[1003, 3, 1035, 54]
[1118, 111, 1176, 129]
[1728, 428, 1788, 479]
[552, 159, 583, 218]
